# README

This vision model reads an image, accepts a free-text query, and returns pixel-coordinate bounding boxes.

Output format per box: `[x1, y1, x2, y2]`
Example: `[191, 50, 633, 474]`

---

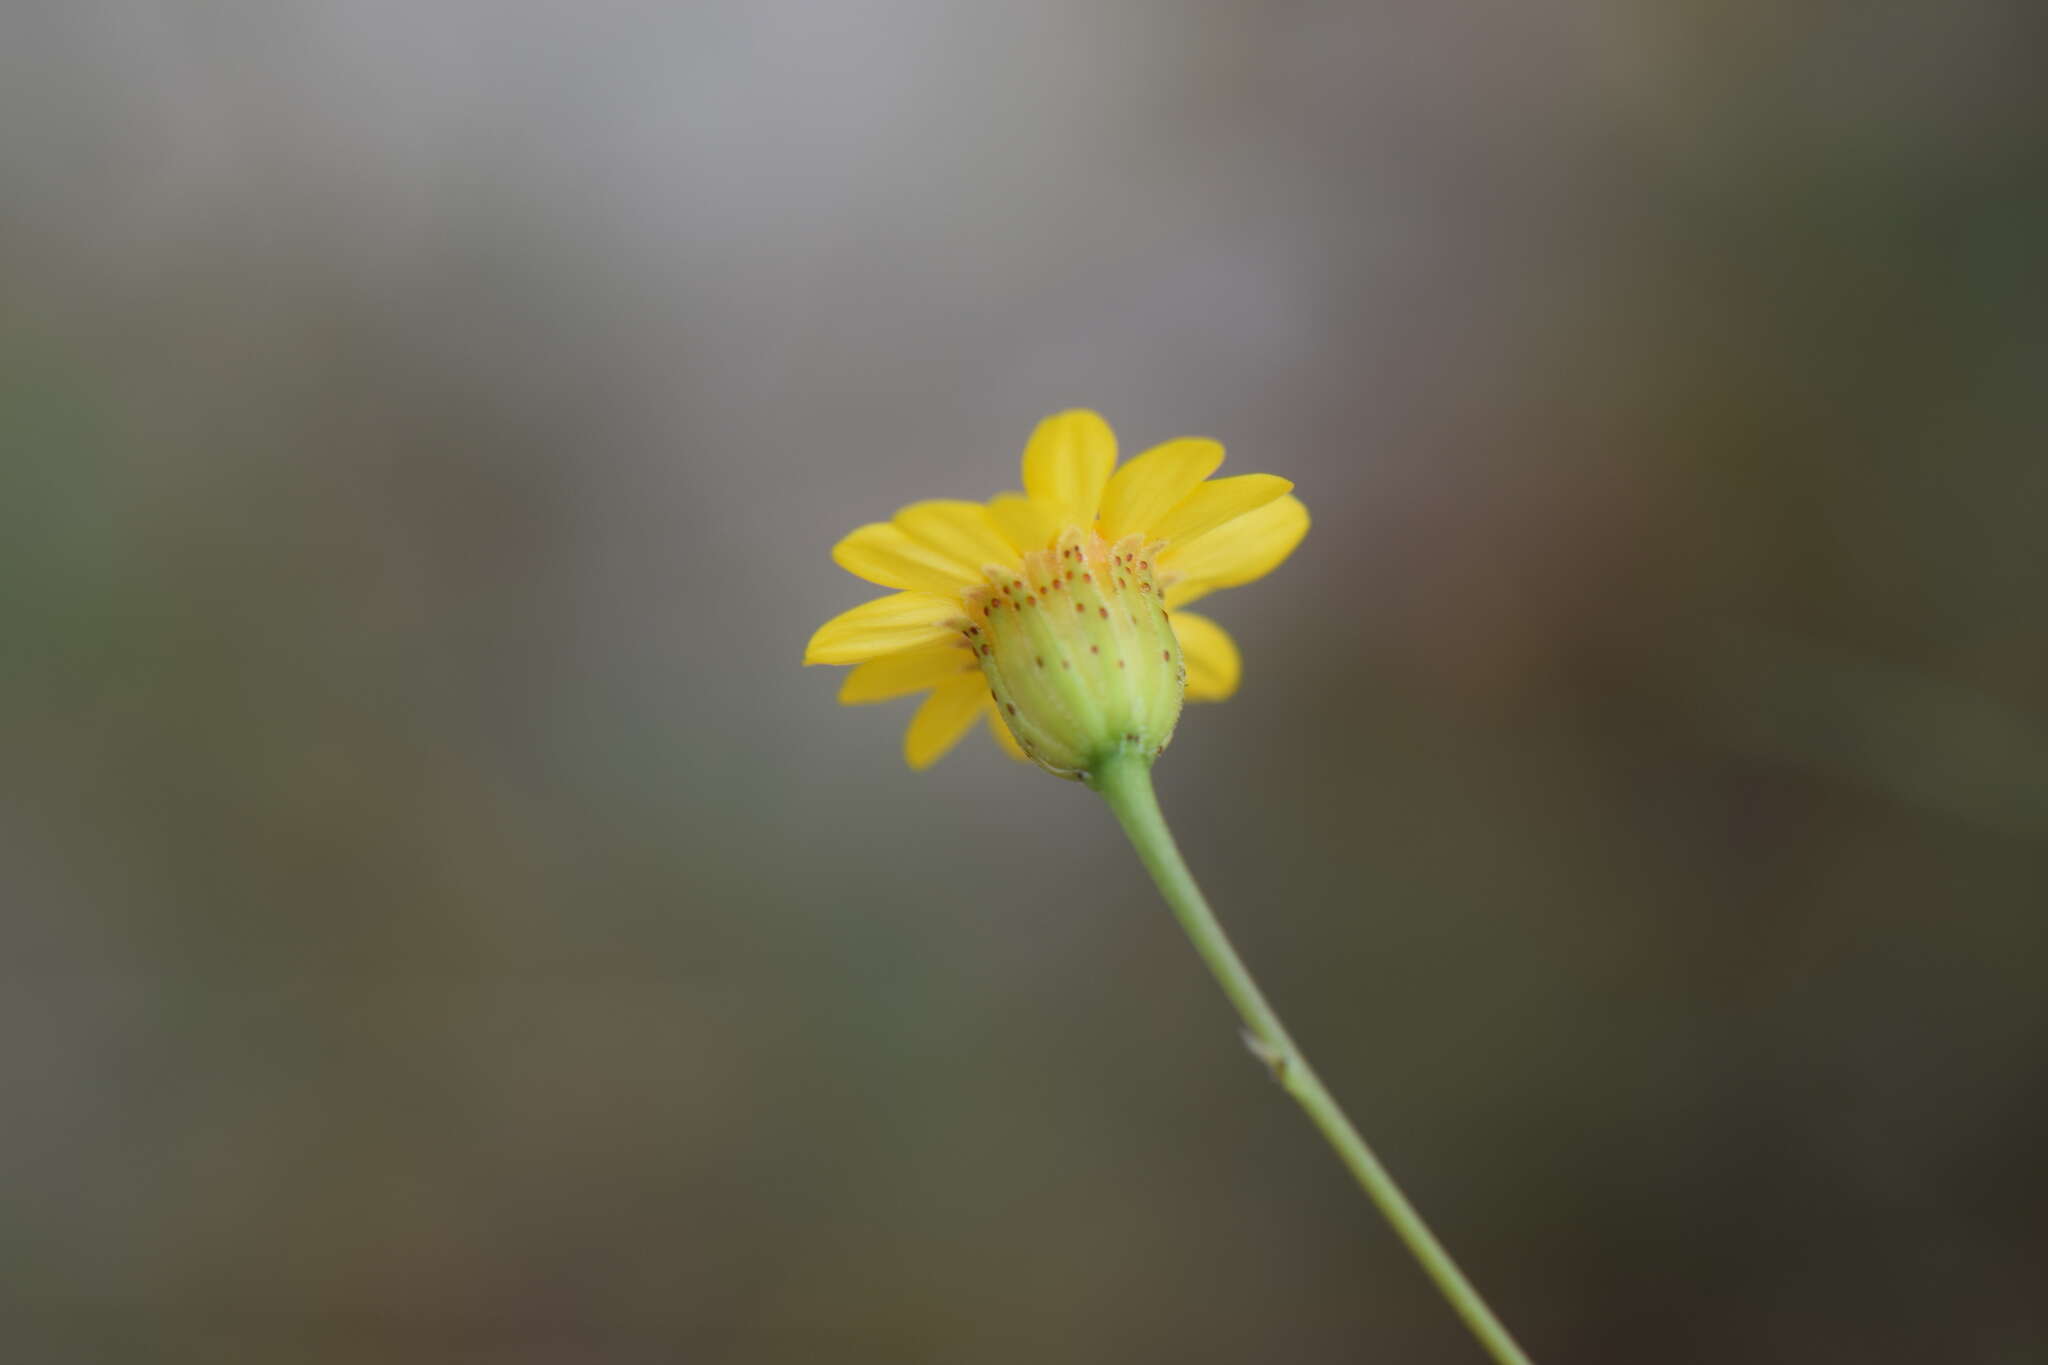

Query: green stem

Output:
[1090, 751, 1534, 1365]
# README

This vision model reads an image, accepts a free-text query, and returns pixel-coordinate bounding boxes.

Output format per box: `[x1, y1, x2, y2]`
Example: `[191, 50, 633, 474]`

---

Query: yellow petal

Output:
[1160, 494, 1310, 607]
[1170, 612, 1241, 701]
[985, 697, 1030, 762]
[832, 523, 979, 594]
[893, 500, 1018, 574]
[1020, 410, 1117, 527]
[1149, 473, 1292, 548]
[904, 674, 988, 769]
[987, 491, 1066, 553]
[839, 643, 978, 703]
[1097, 438, 1225, 542]
[805, 592, 961, 665]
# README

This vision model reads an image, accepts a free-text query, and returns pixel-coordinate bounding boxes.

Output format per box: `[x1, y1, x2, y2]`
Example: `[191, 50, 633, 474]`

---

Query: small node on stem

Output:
[1241, 1028, 1290, 1080]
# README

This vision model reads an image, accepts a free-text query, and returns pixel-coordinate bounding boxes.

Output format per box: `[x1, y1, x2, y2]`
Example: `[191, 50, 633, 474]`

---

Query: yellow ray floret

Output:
[805, 410, 1308, 772]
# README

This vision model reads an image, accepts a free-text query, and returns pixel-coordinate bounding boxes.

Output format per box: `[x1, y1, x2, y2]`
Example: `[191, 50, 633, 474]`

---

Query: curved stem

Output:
[1090, 752, 1534, 1365]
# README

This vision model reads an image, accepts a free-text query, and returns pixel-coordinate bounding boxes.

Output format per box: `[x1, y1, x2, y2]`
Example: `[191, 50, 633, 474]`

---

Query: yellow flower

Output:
[805, 410, 1309, 777]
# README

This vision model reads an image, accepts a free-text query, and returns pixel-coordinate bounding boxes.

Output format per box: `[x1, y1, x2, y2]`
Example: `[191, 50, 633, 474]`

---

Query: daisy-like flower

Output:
[803, 414, 1533, 1363]
[804, 410, 1308, 778]
[804, 413, 1535, 1365]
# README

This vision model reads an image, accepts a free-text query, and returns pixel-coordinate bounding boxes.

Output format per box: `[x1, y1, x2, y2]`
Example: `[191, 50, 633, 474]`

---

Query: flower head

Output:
[805, 410, 1308, 779]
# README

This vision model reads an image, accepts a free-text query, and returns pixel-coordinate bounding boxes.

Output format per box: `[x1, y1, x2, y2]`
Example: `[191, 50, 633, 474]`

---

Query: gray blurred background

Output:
[3, 2, 2045, 1361]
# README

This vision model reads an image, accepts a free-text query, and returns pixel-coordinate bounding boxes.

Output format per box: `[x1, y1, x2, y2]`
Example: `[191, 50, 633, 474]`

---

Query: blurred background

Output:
[3, 2, 2044, 1361]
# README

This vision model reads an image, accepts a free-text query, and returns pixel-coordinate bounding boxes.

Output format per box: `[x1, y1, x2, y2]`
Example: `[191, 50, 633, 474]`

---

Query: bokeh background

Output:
[4, 3, 2045, 1361]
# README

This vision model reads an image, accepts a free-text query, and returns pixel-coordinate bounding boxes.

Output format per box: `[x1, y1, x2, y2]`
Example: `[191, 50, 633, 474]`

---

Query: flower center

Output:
[964, 526, 1184, 779]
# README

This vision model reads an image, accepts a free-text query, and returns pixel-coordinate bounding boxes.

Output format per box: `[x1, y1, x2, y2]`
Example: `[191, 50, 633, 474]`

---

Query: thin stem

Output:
[1090, 751, 1534, 1365]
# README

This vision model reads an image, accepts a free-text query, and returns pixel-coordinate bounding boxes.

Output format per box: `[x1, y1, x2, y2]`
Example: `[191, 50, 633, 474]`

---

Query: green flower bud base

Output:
[969, 527, 1184, 780]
